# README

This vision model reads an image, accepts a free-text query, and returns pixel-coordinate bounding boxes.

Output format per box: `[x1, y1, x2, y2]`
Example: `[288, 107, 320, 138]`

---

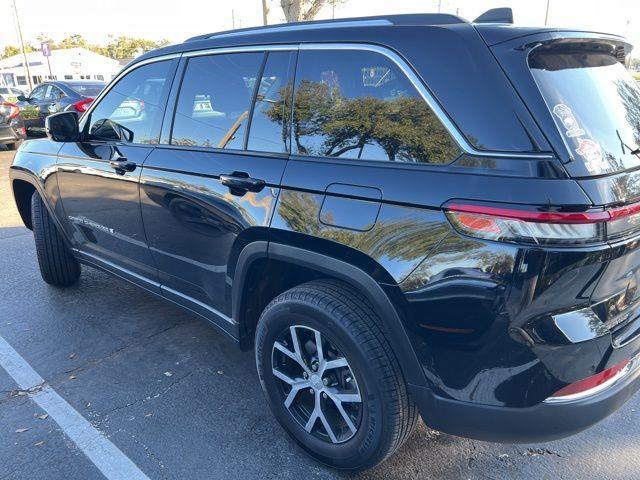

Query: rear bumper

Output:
[410, 355, 640, 443]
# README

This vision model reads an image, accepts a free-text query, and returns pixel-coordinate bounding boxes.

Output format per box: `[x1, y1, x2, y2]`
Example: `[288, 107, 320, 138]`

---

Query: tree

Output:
[280, 0, 343, 22]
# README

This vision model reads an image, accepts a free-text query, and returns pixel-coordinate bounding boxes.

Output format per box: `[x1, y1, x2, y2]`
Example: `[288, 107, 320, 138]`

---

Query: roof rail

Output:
[473, 7, 514, 24]
[185, 13, 465, 42]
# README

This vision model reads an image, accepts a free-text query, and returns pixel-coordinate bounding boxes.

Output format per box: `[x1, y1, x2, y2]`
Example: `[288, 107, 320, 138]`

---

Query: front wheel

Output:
[255, 280, 418, 470]
[31, 192, 81, 286]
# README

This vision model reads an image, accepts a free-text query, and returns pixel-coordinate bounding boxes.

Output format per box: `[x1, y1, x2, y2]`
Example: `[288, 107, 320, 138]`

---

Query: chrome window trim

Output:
[83, 42, 553, 160]
[298, 43, 553, 159]
[183, 44, 299, 58]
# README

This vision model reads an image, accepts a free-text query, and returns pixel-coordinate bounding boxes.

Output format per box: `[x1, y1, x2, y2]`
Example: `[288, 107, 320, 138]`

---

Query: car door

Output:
[139, 49, 295, 327]
[56, 59, 179, 289]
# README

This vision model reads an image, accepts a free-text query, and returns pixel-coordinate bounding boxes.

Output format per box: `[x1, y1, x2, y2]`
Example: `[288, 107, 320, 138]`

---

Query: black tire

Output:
[255, 279, 418, 470]
[31, 192, 81, 286]
[6, 141, 18, 151]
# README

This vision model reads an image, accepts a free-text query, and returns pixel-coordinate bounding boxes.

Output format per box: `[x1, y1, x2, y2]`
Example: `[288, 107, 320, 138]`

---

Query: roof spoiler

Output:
[473, 7, 513, 24]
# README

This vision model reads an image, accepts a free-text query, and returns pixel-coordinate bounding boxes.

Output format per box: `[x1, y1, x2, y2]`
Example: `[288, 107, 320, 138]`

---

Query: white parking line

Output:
[0, 334, 151, 480]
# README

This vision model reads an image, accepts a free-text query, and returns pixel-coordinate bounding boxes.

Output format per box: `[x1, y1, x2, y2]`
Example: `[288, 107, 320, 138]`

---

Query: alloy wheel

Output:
[271, 325, 362, 444]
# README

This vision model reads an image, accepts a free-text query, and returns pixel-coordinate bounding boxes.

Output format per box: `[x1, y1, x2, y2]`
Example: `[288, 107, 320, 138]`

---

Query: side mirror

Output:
[16, 94, 27, 102]
[45, 111, 79, 142]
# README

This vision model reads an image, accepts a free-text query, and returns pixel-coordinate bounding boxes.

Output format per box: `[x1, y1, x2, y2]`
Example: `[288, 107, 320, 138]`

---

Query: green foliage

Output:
[267, 80, 460, 164]
[1, 35, 170, 60]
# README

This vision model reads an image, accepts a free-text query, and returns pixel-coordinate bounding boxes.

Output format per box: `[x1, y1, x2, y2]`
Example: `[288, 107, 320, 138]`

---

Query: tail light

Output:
[73, 97, 94, 113]
[0, 102, 20, 119]
[546, 359, 630, 402]
[445, 201, 640, 245]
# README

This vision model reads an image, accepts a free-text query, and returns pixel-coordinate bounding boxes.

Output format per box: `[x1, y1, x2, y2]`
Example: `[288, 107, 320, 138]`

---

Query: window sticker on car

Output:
[552, 103, 585, 138]
[575, 138, 605, 172]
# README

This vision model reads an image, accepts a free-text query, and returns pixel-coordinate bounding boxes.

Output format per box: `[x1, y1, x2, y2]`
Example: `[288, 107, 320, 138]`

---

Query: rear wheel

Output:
[255, 280, 418, 470]
[6, 141, 19, 151]
[31, 192, 81, 286]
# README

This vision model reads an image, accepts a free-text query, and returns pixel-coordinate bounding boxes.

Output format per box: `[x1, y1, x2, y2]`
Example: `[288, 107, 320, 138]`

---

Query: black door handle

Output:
[109, 157, 137, 174]
[219, 172, 265, 195]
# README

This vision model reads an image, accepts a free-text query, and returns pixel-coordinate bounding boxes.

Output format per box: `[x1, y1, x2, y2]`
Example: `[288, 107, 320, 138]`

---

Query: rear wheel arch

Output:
[232, 241, 428, 389]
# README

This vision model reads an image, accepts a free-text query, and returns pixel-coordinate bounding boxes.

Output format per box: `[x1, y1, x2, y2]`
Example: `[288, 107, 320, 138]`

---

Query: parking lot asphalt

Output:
[1, 144, 640, 480]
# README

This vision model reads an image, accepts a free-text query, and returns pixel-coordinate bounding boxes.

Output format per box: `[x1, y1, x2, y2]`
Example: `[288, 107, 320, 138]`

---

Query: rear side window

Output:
[246, 51, 295, 153]
[86, 60, 173, 144]
[171, 53, 263, 149]
[291, 49, 460, 164]
[530, 43, 640, 176]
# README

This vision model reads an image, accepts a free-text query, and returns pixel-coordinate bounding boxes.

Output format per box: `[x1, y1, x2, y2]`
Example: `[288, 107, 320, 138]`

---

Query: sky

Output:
[1, 0, 639, 58]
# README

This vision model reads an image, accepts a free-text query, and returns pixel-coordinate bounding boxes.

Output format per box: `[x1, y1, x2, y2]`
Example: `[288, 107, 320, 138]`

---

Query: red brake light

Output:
[549, 359, 630, 399]
[445, 201, 640, 245]
[0, 102, 20, 119]
[73, 97, 94, 113]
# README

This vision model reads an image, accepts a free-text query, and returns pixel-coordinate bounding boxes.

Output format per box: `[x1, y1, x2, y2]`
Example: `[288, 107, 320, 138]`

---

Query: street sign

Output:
[41, 41, 51, 57]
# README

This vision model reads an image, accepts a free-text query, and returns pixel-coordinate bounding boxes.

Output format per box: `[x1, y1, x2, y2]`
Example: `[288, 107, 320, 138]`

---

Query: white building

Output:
[0, 48, 121, 91]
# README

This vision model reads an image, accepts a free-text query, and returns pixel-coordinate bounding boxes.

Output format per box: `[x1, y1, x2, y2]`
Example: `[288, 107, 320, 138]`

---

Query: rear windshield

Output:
[70, 83, 105, 97]
[530, 43, 640, 176]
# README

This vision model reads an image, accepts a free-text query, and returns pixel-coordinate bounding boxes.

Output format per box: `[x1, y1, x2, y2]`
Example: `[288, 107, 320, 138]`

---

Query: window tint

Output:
[30, 86, 46, 100]
[171, 53, 263, 149]
[292, 50, 459, 164]
[86, 60, 173, 144]
[247, 51, 295, 153]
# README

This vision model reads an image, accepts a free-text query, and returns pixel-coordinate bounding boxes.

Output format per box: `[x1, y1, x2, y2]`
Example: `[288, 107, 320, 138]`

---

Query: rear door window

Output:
[291, 49, 460, 164]
[246, 51, 296, 153]
[530, 43, 640, 176]
[171, 52, 263, 150]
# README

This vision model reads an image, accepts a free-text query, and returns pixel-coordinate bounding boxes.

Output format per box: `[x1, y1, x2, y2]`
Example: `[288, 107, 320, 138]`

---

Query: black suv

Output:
[10, 10, 640, 470]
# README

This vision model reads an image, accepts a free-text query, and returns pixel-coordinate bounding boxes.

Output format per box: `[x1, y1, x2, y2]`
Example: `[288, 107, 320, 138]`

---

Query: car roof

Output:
[132, 13, 625, 68]
[133, 13, 468, 64]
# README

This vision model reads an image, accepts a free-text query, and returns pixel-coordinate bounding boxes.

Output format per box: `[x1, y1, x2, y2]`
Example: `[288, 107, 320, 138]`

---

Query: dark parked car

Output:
[9, 9, 640, 470]
[17, 80, 105, 136]
[0, 95, 26, 150]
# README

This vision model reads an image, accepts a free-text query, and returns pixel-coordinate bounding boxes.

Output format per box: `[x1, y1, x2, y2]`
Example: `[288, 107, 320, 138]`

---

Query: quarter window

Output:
[292, 49, 459, 164]
[171, 53, 263, 149]
[85, 60, 174, 144]
[246, 51, 295, 153]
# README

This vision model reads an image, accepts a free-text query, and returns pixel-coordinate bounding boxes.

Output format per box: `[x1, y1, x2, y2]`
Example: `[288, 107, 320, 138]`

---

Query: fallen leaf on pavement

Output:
[15, 428, 28, 433]
[163, 371, 173, 377]
[68, 375, 77, 380]
[37, 414, 48, 420]
[68, 353, 77, 360]
[35, 441, 45, 447]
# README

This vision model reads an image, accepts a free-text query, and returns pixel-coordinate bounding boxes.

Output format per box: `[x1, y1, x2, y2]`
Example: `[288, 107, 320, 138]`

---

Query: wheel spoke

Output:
[318, 407, 338, 443]
[284, 381, 309, 409]
[314, 330, 324, 364]
[326, 391, 357, 434]
[332, 391, 362, 404]
[272, 367, 296, 385]
[273, 340, 308, 372]
[321, 357, 348, 373]
[304, 391, 321, 433]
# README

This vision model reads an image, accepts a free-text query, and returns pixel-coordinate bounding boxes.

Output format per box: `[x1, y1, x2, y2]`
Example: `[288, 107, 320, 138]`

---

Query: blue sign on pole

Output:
[41, 41, 51, 57]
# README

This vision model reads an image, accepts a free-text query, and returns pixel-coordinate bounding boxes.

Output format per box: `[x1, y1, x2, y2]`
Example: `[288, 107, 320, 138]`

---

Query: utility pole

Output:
[438, 0, 442, 13]
[544, 0, 550, 26]
[261, 0, 268, 25]
[232, 9, 236, 29]
[11, 0, 32, 91]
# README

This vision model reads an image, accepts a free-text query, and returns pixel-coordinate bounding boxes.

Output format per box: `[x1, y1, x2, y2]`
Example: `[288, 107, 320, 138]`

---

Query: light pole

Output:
[11, 0, 32, 91]
[262, 0, 268, 25]
[544, 0, 550, 26]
